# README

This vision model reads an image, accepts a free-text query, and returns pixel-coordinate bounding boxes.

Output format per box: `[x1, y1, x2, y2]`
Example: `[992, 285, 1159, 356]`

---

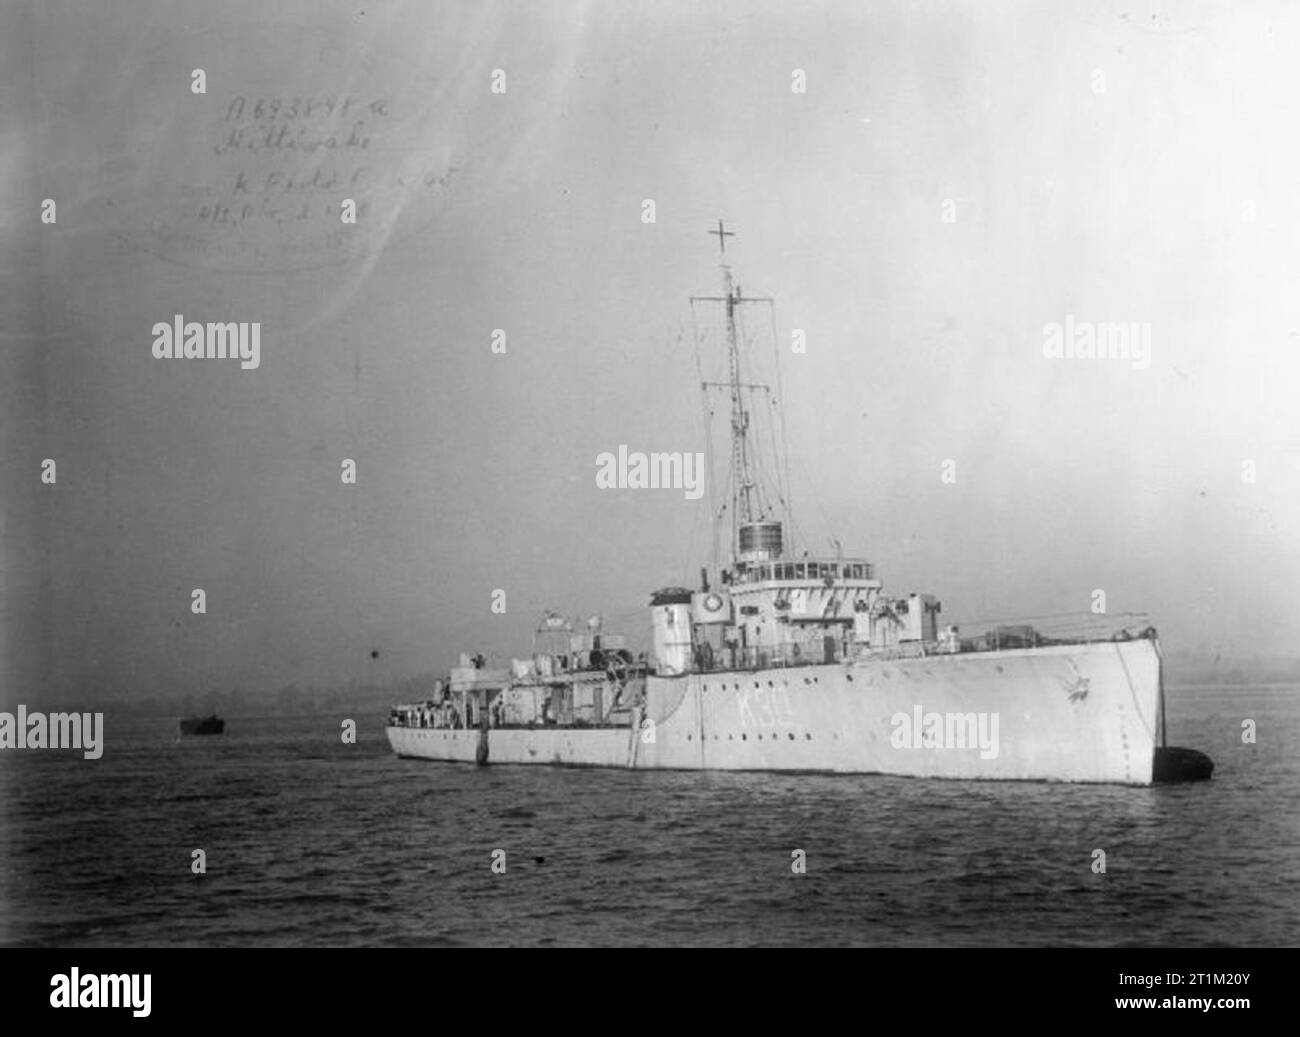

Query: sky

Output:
[3, 0, 1299, 703]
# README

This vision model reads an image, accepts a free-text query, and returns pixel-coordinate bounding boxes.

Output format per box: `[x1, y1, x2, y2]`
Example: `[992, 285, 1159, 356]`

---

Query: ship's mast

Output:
[710, 224, 756, 533]
[694, 220, 781, 567]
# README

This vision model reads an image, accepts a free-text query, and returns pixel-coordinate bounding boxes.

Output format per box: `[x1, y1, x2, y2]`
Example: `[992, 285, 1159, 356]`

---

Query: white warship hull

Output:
[388, 235, 1214, 786]
[387, 637, 1162, 785]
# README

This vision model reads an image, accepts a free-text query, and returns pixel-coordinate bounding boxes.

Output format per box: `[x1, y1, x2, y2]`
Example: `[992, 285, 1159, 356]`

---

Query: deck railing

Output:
[688, 614, 1155, 674]
[948, 612, 1155, 652]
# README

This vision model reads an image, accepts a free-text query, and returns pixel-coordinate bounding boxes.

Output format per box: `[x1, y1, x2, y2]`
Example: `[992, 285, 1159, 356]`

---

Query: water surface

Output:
[1, 684, 1296, 946]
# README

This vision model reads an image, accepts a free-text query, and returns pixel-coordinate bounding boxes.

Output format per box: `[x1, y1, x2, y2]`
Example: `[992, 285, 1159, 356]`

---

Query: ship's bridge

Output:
[645, 555, 887, 672]
[723, 556, 884, 654]
[730, 558, 877, 584]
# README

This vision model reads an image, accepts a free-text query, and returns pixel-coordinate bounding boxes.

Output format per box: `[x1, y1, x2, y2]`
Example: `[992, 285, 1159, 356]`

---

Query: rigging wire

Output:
[768, 300, 796, 548]
[690, 304, 722, 571]
[674, 325, 708, 586]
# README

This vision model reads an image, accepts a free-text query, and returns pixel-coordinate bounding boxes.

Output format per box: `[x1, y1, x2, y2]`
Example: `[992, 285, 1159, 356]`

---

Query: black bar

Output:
[0, 948, 1285, 1025]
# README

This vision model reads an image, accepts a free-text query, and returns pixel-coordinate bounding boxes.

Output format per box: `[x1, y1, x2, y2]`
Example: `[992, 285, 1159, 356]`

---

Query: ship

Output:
[388, 222, 1213, 785]
[179, 714, 225, 736]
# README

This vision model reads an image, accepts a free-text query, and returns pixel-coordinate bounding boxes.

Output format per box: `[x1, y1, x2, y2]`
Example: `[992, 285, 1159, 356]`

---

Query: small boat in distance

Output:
[179, 714, 225, 736]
